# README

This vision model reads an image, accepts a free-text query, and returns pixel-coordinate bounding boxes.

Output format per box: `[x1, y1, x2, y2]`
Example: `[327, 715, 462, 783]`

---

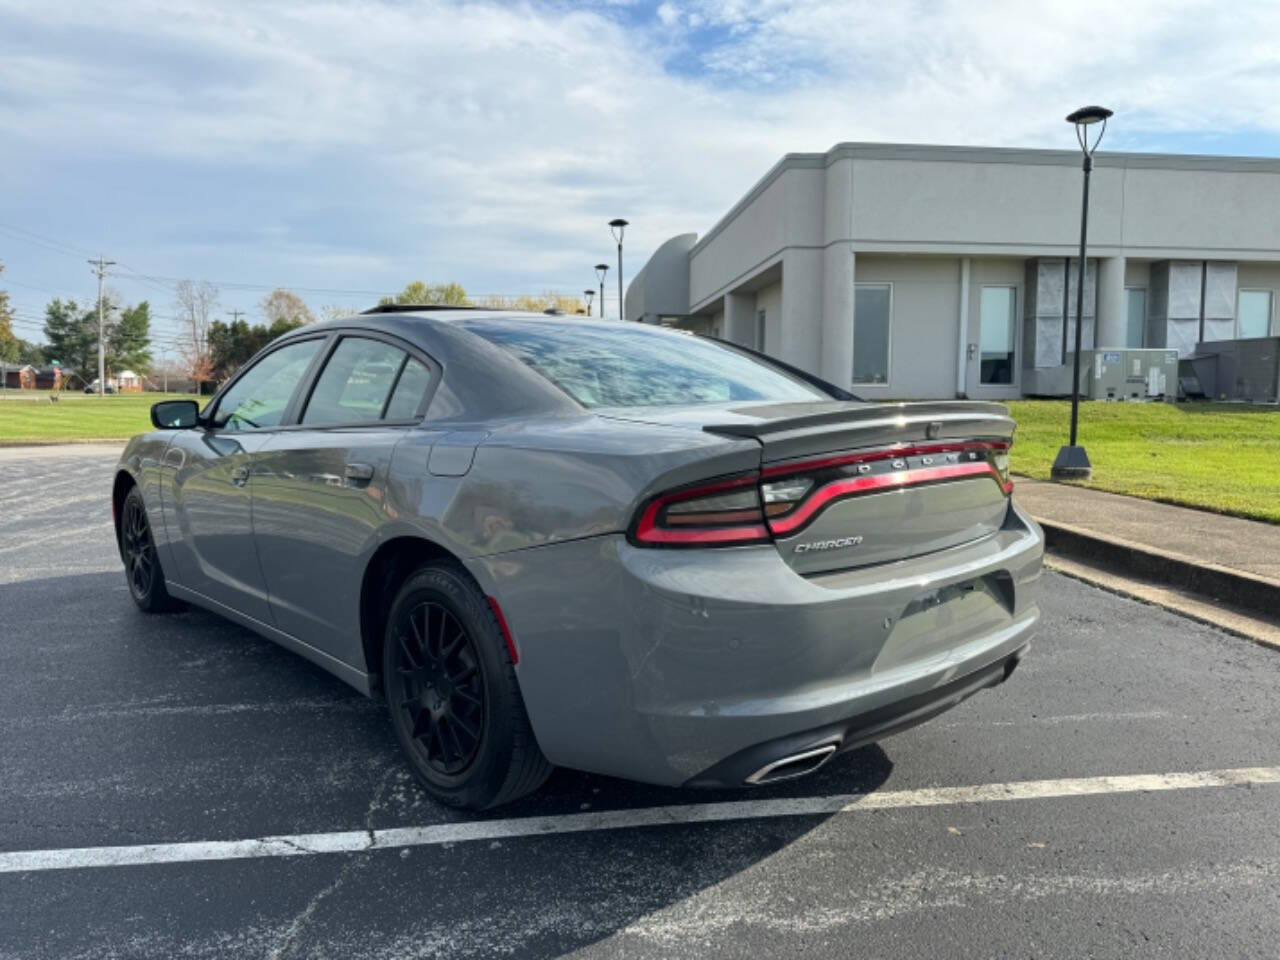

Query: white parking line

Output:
[4, 766, 1279, 874]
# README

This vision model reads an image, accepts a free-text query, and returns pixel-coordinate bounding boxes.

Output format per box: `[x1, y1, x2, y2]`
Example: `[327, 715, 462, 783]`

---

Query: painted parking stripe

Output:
[4, 765, 1279, 874]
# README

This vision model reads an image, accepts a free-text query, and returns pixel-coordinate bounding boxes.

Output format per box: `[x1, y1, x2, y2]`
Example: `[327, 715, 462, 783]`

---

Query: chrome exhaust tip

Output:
[744, 743, 839, 785]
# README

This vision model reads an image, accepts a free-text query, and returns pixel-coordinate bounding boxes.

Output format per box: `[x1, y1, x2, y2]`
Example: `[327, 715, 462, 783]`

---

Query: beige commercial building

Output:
[625, 143, 1280, 400]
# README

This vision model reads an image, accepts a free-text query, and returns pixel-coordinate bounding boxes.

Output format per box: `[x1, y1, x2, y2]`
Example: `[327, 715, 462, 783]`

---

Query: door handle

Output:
[230, 465, 250, 486]
[345, 462, 374, 482]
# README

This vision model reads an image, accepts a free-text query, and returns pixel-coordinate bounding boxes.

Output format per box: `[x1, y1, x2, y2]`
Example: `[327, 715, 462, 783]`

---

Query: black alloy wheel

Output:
[392, 601, 485, 776]
[119, 486, 177, 612]
[382, 562, 552, 809]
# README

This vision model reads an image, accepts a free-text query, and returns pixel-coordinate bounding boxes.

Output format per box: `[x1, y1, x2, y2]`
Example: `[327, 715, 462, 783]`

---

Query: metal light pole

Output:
[595, 263, 609, 322]
[609, 219, 628, 320]
[1050, 105, 1112, 482]
[583, 289, 595, 317]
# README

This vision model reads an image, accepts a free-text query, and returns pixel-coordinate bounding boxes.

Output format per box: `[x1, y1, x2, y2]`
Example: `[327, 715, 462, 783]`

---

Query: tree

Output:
[208, 318, 254, 380]
[43, 298, 97, 377]
[174, 280, 219, 388]
[320, 304, 357, 323]
[475, 292, 588, 314]
[207, 313, 307, 381]
[111, 301, 153, 374]
[0, 261, 18, 364]
[16, 339, 46, 365]
[379, 281, 469, 307]
[260, 288, 315, 327]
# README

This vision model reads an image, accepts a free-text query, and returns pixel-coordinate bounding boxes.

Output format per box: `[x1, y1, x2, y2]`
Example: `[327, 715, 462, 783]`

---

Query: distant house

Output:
[2, 364, 35, 389]
[32, 366, 63, 390]
[115, 370, 143, 393]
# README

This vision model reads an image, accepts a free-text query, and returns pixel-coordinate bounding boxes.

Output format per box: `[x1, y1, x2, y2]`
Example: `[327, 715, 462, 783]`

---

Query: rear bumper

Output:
[685, 642, 1028, 787]
[468, 500, 1044, 788]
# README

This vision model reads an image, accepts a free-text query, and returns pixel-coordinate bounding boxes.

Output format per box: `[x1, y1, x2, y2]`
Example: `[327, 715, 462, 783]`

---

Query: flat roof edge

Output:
[688, 141, 1280, 257]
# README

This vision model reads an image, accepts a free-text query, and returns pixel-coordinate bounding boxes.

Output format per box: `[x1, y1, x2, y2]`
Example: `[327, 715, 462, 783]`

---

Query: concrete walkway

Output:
[1014, 480, 1280, 584]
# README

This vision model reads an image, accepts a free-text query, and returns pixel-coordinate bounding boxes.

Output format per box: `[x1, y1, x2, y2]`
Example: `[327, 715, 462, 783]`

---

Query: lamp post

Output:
[595, 263, 609, 322]
[1050, 104, 1112, 482]
[583, 289, 595, 317]
[609, 219, 628, 320]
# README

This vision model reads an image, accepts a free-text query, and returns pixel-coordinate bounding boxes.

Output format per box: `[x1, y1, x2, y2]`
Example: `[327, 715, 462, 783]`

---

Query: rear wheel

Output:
[383, 562, 551, 809]
[120, 486, 178, 613]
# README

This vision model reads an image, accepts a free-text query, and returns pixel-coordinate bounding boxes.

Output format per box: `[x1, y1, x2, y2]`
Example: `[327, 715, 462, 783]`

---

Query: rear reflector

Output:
[487, 597, 519, 664]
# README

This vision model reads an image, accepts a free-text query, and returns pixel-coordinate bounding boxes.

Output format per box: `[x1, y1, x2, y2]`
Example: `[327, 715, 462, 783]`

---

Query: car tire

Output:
[383, 561, 552, 810]
[119, 486, 179, 613]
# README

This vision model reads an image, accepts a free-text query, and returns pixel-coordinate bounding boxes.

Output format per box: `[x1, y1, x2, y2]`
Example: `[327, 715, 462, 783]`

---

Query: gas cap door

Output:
[427, 430, 489, 477]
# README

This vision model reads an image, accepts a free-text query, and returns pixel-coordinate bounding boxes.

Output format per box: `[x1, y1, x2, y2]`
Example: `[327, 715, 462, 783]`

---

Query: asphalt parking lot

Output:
[3, 446, 1280, 959]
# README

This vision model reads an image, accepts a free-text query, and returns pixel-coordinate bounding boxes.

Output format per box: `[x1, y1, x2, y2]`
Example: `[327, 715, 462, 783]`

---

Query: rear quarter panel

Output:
[384, 416, 763, 557]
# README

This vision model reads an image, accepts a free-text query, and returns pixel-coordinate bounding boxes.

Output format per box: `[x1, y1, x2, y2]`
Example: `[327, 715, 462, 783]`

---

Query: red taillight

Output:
[759, 440, 1013, 537]
[631, 472, 770, 547]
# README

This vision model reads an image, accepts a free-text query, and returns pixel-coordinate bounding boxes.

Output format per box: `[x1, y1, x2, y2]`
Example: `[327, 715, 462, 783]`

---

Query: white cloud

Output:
[1, 0, 1278, 321]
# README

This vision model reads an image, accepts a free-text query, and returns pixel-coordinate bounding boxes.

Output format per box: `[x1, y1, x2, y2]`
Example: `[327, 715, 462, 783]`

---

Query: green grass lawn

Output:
[1007, 400, 1280, 524]
[3, 391, 1276, 524]
[0, 392, 200, 444]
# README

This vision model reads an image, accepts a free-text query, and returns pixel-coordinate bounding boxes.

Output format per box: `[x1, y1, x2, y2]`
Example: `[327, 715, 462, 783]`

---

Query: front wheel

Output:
[383, 562, 551, 809]
[119, 486, 179, 613]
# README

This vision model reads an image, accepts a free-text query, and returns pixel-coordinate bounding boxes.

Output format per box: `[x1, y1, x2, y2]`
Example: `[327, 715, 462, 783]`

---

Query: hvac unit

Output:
[1184, 338, 1280, 403]
[1024, 348, 1180, 400]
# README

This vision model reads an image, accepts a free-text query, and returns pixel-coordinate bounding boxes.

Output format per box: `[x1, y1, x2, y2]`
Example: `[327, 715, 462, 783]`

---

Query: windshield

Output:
[463, 320, 830, 409]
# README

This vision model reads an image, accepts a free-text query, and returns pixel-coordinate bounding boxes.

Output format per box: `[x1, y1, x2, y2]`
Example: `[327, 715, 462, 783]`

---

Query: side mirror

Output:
[151, 399, 201, 430]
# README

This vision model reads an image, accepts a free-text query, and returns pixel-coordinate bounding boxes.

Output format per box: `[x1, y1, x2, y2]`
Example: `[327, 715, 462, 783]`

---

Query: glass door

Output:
[979, 286, 1016, 385]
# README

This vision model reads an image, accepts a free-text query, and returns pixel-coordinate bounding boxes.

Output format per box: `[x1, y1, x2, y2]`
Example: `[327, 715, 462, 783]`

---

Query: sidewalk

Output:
[1014, 480, 1280, 584]
[1014, 479, 1280, 645]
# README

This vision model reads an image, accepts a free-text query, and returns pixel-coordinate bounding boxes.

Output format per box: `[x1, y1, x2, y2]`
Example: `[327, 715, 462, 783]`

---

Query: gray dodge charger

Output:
[113, 307, 1044, 809]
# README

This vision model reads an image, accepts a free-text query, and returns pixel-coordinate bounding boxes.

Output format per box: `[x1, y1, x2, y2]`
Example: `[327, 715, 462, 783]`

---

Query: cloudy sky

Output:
[3, 0, 1279, 346]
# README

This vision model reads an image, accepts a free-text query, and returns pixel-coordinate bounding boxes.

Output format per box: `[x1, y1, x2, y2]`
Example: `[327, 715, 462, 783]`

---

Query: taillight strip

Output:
[760, 440, 1010, 479]
[767, 461, 1004, 536]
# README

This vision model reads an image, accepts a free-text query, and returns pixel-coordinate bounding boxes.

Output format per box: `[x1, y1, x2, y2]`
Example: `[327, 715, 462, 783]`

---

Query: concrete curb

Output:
[1036, 518, 1280, 621]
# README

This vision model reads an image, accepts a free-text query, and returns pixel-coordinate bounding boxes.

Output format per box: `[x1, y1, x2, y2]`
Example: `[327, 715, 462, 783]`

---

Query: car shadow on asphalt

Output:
[2, 566, 895, 818]
[5, 569, 903, 955]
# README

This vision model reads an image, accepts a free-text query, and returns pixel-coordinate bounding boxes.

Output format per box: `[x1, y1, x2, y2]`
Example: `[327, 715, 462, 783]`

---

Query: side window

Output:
[384, 358, 432, 420]
[212, 339, 322, 431]
[302, 337, 408, 426]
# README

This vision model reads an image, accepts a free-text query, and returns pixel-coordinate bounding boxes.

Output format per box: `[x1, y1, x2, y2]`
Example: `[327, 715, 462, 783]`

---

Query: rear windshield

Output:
[463, 321, 830, 409]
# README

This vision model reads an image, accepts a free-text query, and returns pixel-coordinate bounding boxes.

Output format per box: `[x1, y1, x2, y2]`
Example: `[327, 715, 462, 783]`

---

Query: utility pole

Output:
[88, 256, 116, 396]
[228, 309, 245, 324]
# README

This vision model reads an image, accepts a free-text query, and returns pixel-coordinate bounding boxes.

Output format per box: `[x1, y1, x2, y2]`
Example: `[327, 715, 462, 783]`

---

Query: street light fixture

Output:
[583, 289, 595, 317]
[594, 263, 609, 322]
[1050, 104, 1112, 482]
[609, 219, 628, 321]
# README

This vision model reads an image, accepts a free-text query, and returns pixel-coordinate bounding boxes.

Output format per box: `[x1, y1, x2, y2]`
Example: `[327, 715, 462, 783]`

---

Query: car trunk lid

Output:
[607, 400, 1015, 574]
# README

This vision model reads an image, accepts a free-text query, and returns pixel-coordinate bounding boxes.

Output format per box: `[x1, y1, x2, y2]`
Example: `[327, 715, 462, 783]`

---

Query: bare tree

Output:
[174, 280, 219, 390]
[260, 288, 315, 327]
[320, 304, 358, 323]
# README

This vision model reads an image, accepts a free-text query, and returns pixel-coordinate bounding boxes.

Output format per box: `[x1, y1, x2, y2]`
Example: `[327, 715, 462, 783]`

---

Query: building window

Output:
[853, 284, 891, 384]
[756, 309, 766, 351]
[979, 286, 1016, 385]
[1125, 288, 1147, 348]
[1238, 290, 1274, 339]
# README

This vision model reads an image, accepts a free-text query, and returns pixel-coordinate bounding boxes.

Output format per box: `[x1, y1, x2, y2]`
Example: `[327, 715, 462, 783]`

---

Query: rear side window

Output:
[302, 338, 407, 425]
[462, 321, 829, 409]
[384, 358, 432, 420]
[212, 338, 322, 431]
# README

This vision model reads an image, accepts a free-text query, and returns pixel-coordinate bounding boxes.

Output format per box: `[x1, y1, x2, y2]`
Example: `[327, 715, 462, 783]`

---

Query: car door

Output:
[251, 333, 438, 665]
[164, 336, 327, 623]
